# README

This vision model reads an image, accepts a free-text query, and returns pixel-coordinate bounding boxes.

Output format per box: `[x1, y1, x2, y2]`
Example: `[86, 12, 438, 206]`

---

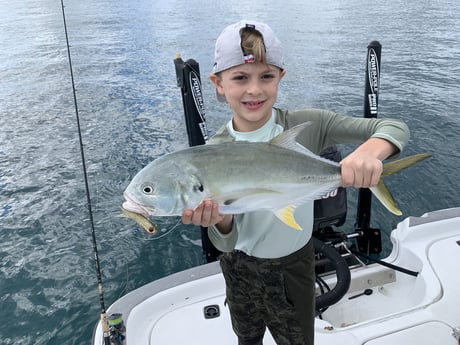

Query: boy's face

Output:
[211, 63, 286, 132]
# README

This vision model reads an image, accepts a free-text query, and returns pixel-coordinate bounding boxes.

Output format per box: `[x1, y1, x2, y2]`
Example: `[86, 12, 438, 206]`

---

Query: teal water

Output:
[1, 0, 459, 344]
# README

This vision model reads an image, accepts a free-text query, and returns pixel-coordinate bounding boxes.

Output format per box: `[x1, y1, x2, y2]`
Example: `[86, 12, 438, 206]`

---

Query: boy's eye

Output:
[231, 73, 275, 81]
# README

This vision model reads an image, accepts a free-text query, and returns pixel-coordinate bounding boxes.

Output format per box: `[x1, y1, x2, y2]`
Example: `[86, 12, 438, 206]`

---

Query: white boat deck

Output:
[93, 208, 460, 345]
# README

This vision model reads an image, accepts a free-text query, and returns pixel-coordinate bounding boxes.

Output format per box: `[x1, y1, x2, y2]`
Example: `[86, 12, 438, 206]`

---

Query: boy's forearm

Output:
[355, 137, 399, 160]
[215, 214, 234, 234]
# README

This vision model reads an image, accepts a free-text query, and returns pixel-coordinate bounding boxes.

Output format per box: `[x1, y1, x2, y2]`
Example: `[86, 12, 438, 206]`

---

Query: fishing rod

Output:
[59, 2, 113, 344]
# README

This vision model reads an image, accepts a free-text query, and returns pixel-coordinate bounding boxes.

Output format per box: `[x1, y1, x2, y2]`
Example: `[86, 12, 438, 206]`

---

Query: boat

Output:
[92, 46, 460, 345]
[92, 207, 460, 345]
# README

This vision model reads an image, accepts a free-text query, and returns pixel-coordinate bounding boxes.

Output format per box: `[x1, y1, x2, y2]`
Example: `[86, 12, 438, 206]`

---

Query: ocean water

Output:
[0, 0, 459, 344]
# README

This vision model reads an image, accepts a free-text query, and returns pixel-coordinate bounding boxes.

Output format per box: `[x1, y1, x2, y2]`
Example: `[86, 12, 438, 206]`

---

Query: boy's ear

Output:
[280, 69, 287, 79]
[210, 73, 224, 96]
[209, 73, 221, 88]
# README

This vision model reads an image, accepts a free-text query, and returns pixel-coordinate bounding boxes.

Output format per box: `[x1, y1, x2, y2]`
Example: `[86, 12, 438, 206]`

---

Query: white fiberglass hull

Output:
[93, 208, 460, 345]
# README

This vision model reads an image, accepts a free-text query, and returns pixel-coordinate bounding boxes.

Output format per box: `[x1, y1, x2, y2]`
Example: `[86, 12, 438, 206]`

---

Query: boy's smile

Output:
[211, 63, 286, 132]
[242, 100, 265, 111]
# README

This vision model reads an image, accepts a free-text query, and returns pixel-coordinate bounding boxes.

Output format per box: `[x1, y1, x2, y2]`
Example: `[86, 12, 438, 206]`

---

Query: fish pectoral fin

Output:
[370, 180, 402, 216]
[274, 205, 302, 230]
[216, 189, 281, 214]
[219, 188, 280, 203]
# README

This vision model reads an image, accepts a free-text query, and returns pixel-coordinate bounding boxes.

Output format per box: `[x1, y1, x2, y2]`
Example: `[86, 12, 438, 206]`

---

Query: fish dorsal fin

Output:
[269, 122, 312, 154]
[274, 205, 302, 231]
[269, 122, 340, 167]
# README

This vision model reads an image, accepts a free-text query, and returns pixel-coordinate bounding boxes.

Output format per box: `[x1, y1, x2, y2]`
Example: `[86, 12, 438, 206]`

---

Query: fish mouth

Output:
[122, 192, 154, 218]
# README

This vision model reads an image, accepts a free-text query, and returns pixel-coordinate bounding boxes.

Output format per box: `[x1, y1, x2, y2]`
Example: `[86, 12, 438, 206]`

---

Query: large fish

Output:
[122, 123, 430, 231]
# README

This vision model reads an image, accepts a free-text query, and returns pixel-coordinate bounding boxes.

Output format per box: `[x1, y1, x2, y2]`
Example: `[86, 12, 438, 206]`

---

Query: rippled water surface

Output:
[1, 0, 459, 343]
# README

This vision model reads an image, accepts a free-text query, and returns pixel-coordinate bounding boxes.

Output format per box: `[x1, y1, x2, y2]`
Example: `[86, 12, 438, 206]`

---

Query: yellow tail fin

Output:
[371, 153, 432, 215]
[382, 153, 432, 177]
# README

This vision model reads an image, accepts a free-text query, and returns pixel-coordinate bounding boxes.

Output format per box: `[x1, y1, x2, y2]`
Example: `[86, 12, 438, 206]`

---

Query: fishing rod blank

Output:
[59, 1, 112, 344]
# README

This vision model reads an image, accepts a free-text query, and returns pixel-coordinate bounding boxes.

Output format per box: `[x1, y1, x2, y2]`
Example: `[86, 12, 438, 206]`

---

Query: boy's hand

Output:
[340, 153, 383, 188]
[182, 200, 227, 228]
[341, 137, 398, 188]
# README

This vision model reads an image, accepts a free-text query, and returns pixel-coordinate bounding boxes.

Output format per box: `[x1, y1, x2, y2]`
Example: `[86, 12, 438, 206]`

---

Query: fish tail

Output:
[381, 153, 432, 177]
[370, 153, 432, 215]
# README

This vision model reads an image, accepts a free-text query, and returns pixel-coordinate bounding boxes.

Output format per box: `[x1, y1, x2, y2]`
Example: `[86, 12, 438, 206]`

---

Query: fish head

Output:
[123, 179, 178, 217]
[122, 156, 206, 217]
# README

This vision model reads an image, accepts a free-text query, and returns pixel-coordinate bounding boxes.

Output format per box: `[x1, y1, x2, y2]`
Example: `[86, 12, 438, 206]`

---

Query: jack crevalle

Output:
[122, 123, 430, 231]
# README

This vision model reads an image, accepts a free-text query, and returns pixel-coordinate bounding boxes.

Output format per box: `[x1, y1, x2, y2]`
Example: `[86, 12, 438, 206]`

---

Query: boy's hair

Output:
[212, 20, 283, 75]
[240, 28, 266, 64]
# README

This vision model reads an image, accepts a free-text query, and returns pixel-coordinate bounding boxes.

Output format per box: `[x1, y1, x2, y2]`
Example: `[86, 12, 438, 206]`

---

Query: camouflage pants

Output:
[220, 240, 315, 345]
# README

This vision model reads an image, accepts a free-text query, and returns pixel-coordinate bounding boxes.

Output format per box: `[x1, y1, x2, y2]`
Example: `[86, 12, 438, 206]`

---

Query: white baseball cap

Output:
[212, 20, 284, 74]
[212, 20, 284, 101]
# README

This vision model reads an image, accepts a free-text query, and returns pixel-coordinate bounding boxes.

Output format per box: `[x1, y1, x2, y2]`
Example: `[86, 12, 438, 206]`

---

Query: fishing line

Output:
[59, 1, 111, 344]
[114, 219, 180, 300]
[116, 261, 130, 300]
[145, 218, 182, 241]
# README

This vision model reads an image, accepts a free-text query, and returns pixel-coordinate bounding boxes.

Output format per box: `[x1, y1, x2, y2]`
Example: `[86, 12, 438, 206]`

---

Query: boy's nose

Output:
[246, 80, 263, 96]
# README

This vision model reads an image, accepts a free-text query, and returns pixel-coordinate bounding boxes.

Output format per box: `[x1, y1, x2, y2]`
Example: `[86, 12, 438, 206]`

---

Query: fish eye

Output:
[142, 184, 155, 195]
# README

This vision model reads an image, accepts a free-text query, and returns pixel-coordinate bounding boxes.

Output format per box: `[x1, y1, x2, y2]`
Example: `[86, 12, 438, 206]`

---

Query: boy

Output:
[182, 20, 409, 345]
